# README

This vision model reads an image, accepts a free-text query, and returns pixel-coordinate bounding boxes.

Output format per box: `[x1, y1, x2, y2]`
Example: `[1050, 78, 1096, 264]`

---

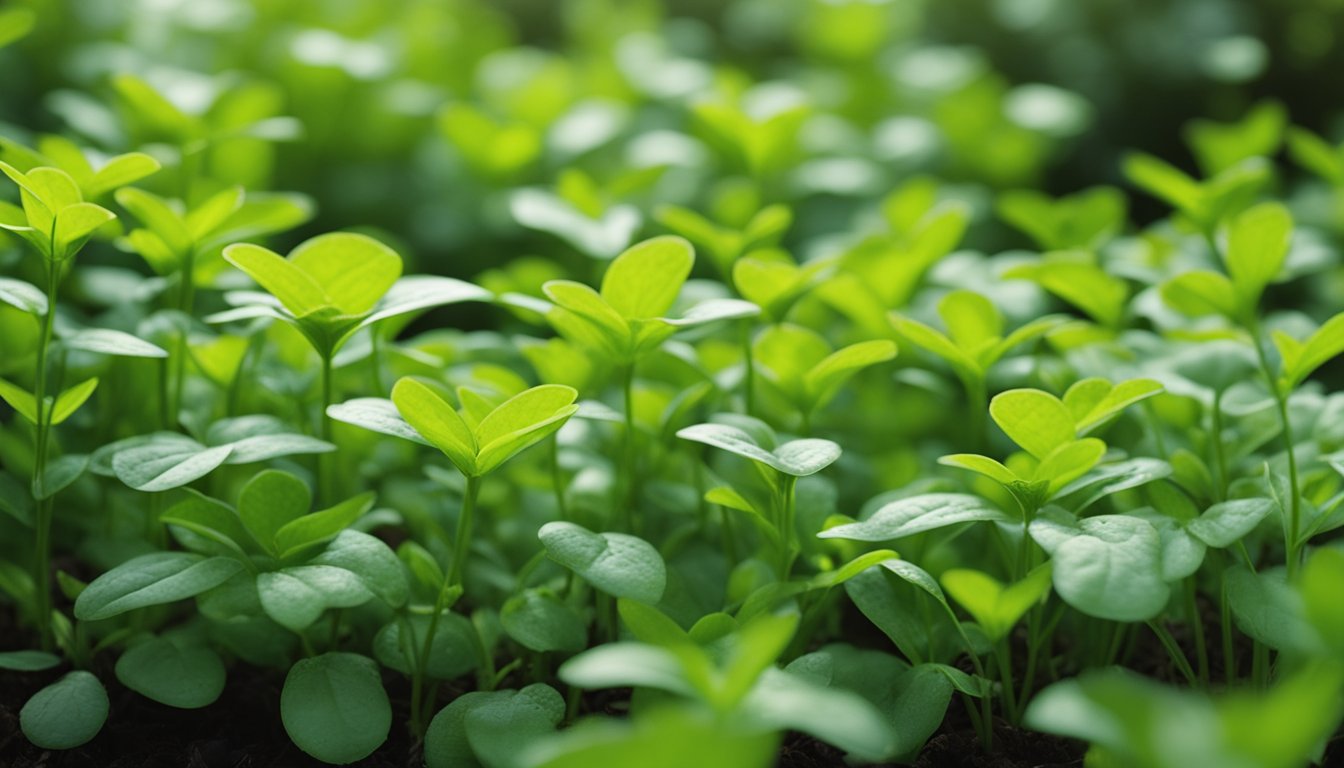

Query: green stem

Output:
[550, 436, 569, 521]
[1147, 620, 1198, 686]
[741, 320, 755, 417]
[1245, 315, 1302, 577]
[412, 475, 482, 737]
[621, 363, 638, 533]
[1186, 578, 1210, 686]
[778, 475, 799, 578]
[1221, 567, 1237, 686]
[1210, 393, 1229, 502]
[30, 263, 60, 651]
[992, 641, 1019, 725]
[318, 354, 334, 504]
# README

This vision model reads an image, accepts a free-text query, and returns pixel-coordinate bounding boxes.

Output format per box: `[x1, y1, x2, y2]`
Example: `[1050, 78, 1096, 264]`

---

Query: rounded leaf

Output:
[281, 653, 391, 764]
[20, 671, 109, 749]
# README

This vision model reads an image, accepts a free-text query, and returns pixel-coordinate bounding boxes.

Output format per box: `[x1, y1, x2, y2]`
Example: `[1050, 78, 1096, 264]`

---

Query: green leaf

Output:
[1033, 438, 1106, 494]
[1063, 377, 1164, 435]
[258, 566, 374, 631]
[744, 668, 897, 762]
[520, 703, 778, 768]
[0, 377, 38, 423]
[236, 469, 311, 552]
[1275, 311, 1344, 389]
[328, 397, 432, 446]
[600, 236, 694, 319]
[1185, 498, 1273, 548]
[115, 187, 191, 255]
[288, 232, 402, 316]
[51, 377, 98, 425]
[1161, 270, 1239, 318]
[115, 637, 225, 709]
[676, 422, 840, 477]
[54, 202, 116, 251]
[802, 340, 897, 411]
[1224, 565, 1312, 651]
[0, 650, 61, 671]
[941, 564, 1052, 642]
[223, 242, 328, 317]
[1006, 259, 1128, 327]
[539, 522, 666, 604]
[0, 7, 35, 48]
[273, 492, 375, 559]
[281, 653, 391, 765]
[160, 491, 255, 557]
[394, 389, 478, 479]
[989, 389, 1075, 460]
[74, 552, 243, 620]
[474, 384, 580, 475]
[1224, 202, 1292, 310]
[1029, 510, 1169, 622]
[0, 277, 47, 314]
[35, 453, 88, 501]
[373, 613, 478, 680]
[60, 328, 168, 358]
[86, 152, 161, 199]
[111, 435, 231, 491]
[937, 454, 1020, 486]
[1287, 127, 1344, 185]
[309, 530, 408, 608]
[465, 684, 566, 768]
[20, 671, 109, 750]
[819, 494, 1011, 542]
[1124, 153, 1202, 215]
[502, 589, 588, 653]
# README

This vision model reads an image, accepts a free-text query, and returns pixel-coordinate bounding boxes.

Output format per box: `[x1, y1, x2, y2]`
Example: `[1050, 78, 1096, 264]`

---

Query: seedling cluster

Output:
[1, 3, 1343, 767]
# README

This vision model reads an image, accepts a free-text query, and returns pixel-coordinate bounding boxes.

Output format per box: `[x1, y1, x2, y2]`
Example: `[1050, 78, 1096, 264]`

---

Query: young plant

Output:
[678, 414, 840, 578]
[73, 469, 406, 763]
[330, 378, 579, 733]
[0, 161, 146, 650]
[536, 235, 758, 529]
[891, 289, 1060, 442]
[212, 232, 490, 499]
[749, 322, 896, 432]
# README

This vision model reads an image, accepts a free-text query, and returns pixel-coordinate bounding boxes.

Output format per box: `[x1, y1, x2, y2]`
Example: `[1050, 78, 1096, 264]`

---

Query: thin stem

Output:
[30, 262, 60, 651]
[781, 476, 800, 577]
[549, 436, 568, 521]
[1245, 317, 1302, 577]
[621, 363, 638, 533]
[740, 320, 755, 417]
[1210, 392, 1229, 501]
[318, 355, 334, 505]
[1186, 578, 1210, 686]
[412, 475, 481, 737]
[992, 641, 1019, 725]
[1221, 560, 1237, 685]
[1147, 620, 1198, 686]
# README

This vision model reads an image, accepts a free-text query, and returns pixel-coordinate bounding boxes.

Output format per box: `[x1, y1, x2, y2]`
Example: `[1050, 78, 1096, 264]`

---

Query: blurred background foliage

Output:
[1, 0, 1342, 314]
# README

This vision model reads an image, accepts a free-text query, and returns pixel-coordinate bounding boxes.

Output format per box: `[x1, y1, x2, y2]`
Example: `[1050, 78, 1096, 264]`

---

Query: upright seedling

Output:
[0, 161, 145, 649]
[330, 378, 578, 733]
[214, 232, 490, 500]
[678, 415, 840, 578]
[540, 235, 758, 529]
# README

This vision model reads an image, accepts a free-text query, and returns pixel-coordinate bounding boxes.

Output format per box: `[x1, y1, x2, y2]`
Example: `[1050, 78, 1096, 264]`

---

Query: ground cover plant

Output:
[2, 0, 1344, 766]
